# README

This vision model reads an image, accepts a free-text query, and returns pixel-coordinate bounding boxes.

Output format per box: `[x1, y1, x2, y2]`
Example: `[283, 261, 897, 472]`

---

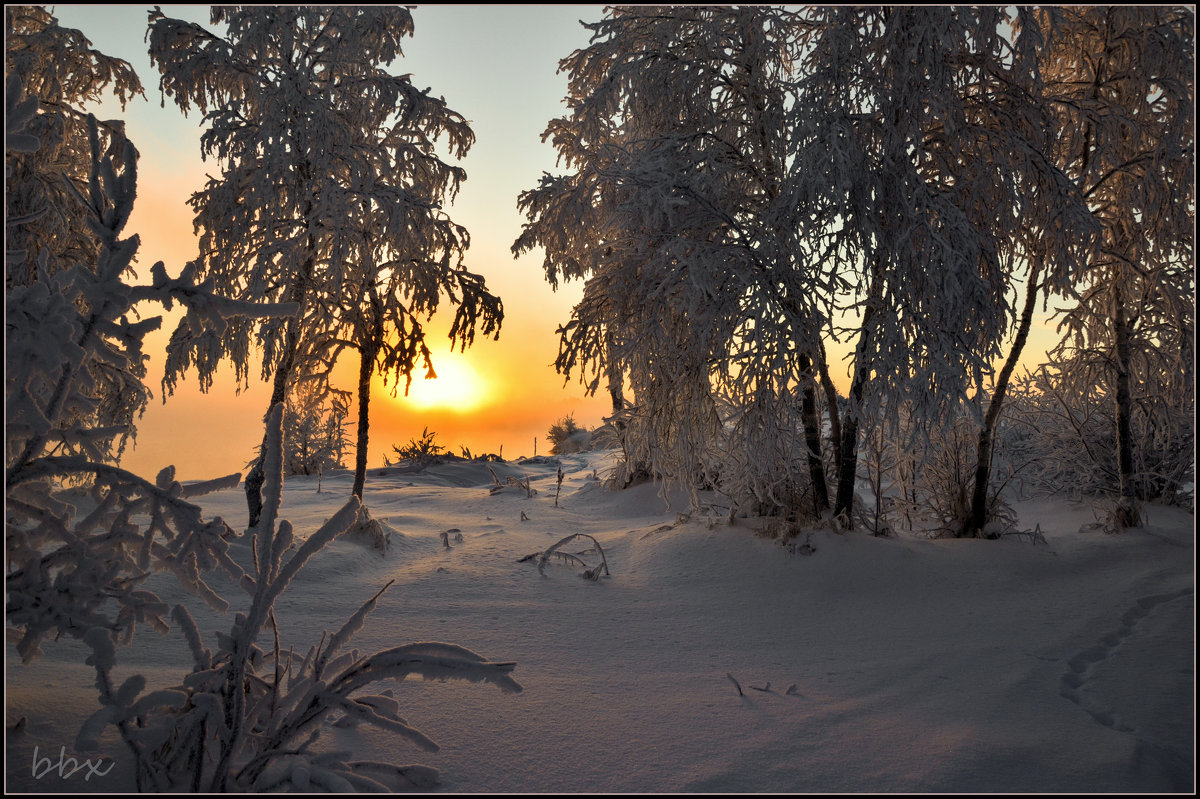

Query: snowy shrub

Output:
[547, 414, 592, 455]
[390, 426, 447, 468]
[910, 416, 1008, 538]
[710, 393, 823, 522]
[1004, 361, 1195, 512]
[342, 505, 392, 552]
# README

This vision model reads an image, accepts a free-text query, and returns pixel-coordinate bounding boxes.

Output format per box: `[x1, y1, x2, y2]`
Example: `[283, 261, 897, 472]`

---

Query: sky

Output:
[36, 4, 1066, 482]
[46, 4, 617, 479]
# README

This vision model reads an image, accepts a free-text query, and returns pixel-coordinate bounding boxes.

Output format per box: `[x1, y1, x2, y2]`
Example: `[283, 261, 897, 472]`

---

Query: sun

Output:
[378, 349, 489, 413]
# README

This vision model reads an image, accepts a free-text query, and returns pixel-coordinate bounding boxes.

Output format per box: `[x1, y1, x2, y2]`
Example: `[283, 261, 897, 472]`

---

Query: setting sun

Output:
[377, 348, 490, 413]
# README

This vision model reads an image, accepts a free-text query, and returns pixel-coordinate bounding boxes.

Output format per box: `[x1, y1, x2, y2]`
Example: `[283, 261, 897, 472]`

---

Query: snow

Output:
[5, 452, 1195, 793]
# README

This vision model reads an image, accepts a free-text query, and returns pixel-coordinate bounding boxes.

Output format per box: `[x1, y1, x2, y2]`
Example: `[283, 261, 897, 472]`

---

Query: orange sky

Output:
[43, 5, 615, 480]
[124, 173, 616, 479]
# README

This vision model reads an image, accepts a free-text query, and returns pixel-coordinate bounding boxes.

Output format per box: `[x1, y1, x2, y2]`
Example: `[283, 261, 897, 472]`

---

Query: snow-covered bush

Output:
[390, 426, 447, 468]
[908, 414, 1017, 538]
[547, 414, 592, 455]
[1004, 361, 1195, 512]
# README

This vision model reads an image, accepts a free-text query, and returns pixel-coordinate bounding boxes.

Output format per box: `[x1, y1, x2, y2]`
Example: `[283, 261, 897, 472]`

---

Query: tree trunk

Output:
[965, 265, 1042, 536]
[833, 304, 878, 526]
[817, 342, 843, 478]
[352, 341, 377, 500]
[798, 354, 829, 516]
[245, 243, 315, 528]
[605, 331, 625, 421]
[1111, 282, 1142, 528]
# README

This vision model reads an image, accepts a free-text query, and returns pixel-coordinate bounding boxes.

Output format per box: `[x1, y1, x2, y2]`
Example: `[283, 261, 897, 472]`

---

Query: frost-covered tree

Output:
[1034, 6, 1195, 529]
[3, 68, 283, 682]
[147, 6, 500, 526]
[5, 6, 151, 458]
[5, 5, 144, 287]
[516, 6, 831, 514]
[282, 375, 348, 478]
[789, 7, 1102, 527]
[519, 7, 1100, 527]
[6, 69, 521, 793]
[309, 199, 500, 500]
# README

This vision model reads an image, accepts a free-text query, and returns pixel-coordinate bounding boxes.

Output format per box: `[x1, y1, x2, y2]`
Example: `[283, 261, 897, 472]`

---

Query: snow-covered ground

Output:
[5, 452, 1195, 792]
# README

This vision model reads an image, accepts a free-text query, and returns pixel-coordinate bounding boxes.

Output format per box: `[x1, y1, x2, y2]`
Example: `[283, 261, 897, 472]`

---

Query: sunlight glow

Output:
[378, 349, 490, 413]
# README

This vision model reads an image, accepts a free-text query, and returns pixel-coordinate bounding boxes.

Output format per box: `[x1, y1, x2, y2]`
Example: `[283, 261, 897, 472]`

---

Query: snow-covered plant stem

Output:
[76, 406, 521, 791]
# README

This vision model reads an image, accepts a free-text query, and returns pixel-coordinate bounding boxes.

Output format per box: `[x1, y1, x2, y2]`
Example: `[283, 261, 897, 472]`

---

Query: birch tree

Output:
[1036, 6, 1194, 529]
[520, 7, 1102, 527]
[516, 6, 832, 515]
[148, 6, 500, 527]
[318, 220, 501, 500]
[790, 7, 1103, 527]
